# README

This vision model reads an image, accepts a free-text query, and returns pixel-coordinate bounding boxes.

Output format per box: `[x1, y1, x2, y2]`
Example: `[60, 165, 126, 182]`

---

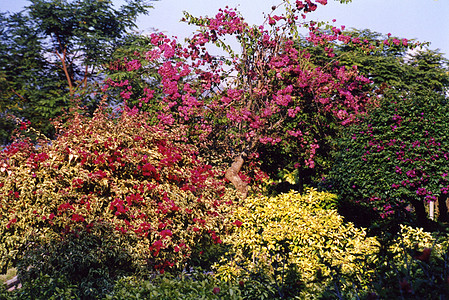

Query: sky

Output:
[2, 0, 449, 58]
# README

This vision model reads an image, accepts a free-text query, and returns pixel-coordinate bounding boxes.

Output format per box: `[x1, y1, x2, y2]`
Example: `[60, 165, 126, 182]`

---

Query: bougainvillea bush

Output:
[330, 91, 449, 228]
[103, 0, 423, 196]
[0, 105, 237, 279]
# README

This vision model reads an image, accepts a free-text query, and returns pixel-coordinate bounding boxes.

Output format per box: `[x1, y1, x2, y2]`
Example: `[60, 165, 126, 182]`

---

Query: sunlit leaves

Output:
[0, 106, 237, 274]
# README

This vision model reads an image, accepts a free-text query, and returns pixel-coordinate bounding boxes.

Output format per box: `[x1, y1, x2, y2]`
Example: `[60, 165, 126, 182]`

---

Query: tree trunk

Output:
[225, 153, 248, 199]
[410, 198, 429, 228]
[438, 194, 449, 223]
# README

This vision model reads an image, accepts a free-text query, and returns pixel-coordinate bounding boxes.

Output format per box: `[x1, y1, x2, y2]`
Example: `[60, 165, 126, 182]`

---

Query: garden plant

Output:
[1, 0, 449, 299]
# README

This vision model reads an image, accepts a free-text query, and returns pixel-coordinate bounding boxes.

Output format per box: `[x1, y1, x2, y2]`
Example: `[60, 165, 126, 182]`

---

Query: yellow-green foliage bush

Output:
[353, 225, 449, 299]
[390, 224, 449, 255]
[214, 189, 380, 298]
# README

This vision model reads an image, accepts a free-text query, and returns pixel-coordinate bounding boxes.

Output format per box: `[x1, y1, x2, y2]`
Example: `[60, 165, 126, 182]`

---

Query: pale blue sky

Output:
[2, 0, 448, 57]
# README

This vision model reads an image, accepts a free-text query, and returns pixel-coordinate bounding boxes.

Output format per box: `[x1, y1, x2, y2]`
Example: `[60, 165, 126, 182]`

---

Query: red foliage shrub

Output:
[0, 106, 236, 273]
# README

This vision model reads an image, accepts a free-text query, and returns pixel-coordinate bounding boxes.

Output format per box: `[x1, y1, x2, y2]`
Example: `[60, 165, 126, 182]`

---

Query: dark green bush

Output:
[105, 271, 242, 300]
[330, 91, 449, 229]
[0, 274, 78, 300]
[16, 223, 138, 300]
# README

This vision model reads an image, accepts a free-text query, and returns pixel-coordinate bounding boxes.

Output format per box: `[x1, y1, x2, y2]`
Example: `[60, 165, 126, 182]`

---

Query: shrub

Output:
[213, 189, 380, 299]
[16, 224, 137, 299]
[328, 224, 449, 299]
[330, 91, 449, 227]
[2, 274, 78, 300]
[0, 106, 236, 278]
[105, 272, 242, 300]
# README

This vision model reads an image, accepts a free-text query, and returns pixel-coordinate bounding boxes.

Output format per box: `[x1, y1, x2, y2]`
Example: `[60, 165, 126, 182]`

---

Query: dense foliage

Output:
[0, 0, 153, 142]
[330, 91, 449, 227]
[213, 189, 379, 298]
[0, 106, 237, 280]
[2, 0, 449, 298]
[2, 190, 449, 299]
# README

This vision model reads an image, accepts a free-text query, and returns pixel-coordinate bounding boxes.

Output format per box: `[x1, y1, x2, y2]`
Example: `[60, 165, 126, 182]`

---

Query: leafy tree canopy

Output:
[303, 28, 449, 97]
[0, 0, 153, 143]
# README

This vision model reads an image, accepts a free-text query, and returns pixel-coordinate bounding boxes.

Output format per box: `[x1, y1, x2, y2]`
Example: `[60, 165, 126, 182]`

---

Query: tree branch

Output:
[55, 38, 74, 95]
[10, 88, 27, 102]
[225, 153, 248, 199]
